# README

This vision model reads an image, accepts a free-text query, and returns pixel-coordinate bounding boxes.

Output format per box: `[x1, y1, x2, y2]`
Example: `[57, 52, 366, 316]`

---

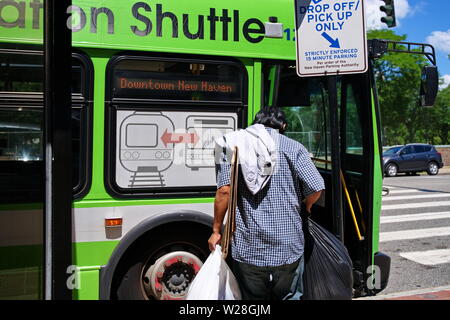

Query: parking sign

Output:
[295, 0, 368, 77]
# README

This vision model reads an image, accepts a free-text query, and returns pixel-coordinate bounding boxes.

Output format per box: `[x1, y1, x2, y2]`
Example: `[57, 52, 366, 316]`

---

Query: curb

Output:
[385, 171, 450, 176]
[354, 285, 450, 300]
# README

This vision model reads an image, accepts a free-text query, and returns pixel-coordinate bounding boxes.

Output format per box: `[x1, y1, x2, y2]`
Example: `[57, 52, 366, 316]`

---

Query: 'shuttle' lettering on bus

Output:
[0, 0, 42, 29]
[0, 0, 267, 44]
[129, 3, 266, 43]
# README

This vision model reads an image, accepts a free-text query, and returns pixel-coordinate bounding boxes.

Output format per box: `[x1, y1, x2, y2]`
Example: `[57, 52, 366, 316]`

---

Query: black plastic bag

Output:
[302, 218, 353, 300]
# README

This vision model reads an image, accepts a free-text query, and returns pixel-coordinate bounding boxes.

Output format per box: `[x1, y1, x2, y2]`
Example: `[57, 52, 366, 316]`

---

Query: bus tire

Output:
[112, 223, 210, 300]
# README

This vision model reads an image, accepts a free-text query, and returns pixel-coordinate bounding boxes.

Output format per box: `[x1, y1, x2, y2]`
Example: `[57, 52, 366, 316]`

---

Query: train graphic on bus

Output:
[117, 111, 237, 188]
[118, 111, 175, 188]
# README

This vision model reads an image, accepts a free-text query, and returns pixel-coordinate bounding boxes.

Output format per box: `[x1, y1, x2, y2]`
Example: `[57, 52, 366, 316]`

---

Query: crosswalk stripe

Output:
[382, 201, 450, 211]
[386, 189, 429, 194]
[383, 193, 450, 201]
[380, 211, 450, 224]
[379, 226, 450, 242]
[400, 249, 450, 266]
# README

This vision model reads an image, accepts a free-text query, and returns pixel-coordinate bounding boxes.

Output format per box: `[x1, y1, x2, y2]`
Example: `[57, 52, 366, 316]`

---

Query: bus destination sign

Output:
[119, 78, 237, 94]
[114, 73, 241, 101]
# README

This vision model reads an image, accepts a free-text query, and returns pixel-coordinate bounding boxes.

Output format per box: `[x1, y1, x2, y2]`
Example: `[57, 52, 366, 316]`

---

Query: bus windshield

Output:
[263, 63, 366, 170]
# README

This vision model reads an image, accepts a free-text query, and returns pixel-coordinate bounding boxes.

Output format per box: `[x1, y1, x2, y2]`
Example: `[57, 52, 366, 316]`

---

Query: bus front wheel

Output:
[112, 224, 210, 300]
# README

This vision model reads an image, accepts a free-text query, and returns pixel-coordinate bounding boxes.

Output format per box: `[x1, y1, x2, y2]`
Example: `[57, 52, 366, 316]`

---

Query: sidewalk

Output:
[356, 286, 450, 300]
[440, 166, 450, 175]
[394, 166, 450, 175]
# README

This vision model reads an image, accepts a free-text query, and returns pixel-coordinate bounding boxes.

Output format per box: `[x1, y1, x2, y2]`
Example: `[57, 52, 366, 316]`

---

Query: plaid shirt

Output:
[216, 127, 325, 267]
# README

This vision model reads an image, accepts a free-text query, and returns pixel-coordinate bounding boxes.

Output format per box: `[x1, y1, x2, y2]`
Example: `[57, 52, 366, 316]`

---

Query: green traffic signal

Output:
[380, 0, 397, 28]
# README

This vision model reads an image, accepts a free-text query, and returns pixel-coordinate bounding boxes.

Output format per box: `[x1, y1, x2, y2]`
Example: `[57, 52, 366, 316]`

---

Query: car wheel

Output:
[426, 162, 439, 175]
[385, 163, 398, 177]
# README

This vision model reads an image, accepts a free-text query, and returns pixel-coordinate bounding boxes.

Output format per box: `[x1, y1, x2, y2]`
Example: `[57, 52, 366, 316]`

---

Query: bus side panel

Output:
[0, 0, 297, 61]
[252, 59, 262, 123]
[73, 268, 101, 300]
[80, 49, 114, 200]
[72, 240, 119, 299]
[370, 92, 383, 260]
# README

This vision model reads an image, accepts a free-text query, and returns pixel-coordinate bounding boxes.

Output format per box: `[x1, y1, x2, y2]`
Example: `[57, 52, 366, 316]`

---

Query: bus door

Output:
[262, 62, 376, 294]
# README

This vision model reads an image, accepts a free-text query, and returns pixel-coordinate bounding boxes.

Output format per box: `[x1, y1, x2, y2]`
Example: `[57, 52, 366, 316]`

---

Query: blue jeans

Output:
[284, 254, 304, 300]
[232, 255, 304, 300]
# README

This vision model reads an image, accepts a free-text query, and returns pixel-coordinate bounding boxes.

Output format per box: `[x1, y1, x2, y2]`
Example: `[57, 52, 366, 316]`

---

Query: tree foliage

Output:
[368, 29, 449, 146]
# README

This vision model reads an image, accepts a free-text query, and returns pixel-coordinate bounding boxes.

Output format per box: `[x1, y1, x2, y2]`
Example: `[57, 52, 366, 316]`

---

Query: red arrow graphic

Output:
[161, 129, 200, 147]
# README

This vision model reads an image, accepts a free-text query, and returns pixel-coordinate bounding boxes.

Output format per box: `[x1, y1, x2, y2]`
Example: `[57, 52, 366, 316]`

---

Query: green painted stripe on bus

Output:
[73, 241, 119, 267]
[85, 53, 110, 201]
[73, 269, 100, 300]
[371, 92, 383, 260]
[252, 59, 262, 124]
[245, 60, 255, 128]
[74, 197, 214, 208]
[72, 241, 119, 300]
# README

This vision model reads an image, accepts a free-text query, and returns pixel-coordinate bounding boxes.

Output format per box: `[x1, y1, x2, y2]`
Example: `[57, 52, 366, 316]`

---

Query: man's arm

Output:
[294, 148, 325, 214]
[304, 190, 322, 213]
[208, 185, 230, 251]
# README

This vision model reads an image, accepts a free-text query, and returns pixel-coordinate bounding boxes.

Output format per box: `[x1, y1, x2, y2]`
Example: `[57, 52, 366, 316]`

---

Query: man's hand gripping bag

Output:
[185, 245, 241, 300]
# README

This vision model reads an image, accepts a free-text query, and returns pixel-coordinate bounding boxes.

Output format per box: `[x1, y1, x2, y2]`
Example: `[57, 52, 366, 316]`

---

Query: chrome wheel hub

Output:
[143, 251, 203, 300]
[388, 165, 397, 176]
[429, 163, 438, 174]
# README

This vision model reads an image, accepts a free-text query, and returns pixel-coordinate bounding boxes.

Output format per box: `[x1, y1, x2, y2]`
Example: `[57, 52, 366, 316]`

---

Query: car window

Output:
[415, 145, 426, 153]
[402, 146, 414, 154]
[383, 146, 402, 155]
[424, 145, 433, 152]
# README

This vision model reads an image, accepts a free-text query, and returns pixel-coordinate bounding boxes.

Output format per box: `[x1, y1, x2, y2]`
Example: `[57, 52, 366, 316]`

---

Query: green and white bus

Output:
[0, 0, 438, 300]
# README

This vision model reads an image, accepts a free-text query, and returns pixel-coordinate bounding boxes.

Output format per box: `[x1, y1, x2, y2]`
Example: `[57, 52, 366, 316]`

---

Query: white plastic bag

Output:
[186, 245, 241, 300]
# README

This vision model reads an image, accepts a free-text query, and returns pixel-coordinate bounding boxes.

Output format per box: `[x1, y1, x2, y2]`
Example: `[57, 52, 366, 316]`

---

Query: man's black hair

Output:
[252, 107, 287, 134]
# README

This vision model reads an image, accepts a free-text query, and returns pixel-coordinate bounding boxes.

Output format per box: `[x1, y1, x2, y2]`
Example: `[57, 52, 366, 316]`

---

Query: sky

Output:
[365, 0, 450, 90]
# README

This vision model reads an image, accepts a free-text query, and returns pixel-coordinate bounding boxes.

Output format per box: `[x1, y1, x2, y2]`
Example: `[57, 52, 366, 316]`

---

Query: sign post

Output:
[44, 0, 73, 300]
[295, 0, 368, 77]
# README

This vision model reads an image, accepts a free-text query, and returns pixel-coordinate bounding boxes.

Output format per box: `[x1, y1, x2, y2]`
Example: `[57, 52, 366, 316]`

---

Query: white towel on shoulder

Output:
[215, 124, 278, 195]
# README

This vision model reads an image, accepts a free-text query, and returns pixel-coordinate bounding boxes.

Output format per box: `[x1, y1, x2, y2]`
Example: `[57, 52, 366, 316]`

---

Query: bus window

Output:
[343, 80, 363, 156]
[0, 49, 91, 202]
[106, 56, 246, 196]
[0, 108, 43, 161]
[0, 52, 83, 94]
[263, 63, 331, 170]
[0, 53, 43, 92]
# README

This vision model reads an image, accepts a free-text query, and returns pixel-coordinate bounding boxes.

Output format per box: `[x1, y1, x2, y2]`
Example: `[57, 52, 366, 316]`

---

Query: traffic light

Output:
[380, 0, 397, 28]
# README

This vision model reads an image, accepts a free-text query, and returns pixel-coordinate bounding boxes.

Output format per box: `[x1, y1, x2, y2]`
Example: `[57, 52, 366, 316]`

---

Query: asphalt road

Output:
[378, 173, 450, 295]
